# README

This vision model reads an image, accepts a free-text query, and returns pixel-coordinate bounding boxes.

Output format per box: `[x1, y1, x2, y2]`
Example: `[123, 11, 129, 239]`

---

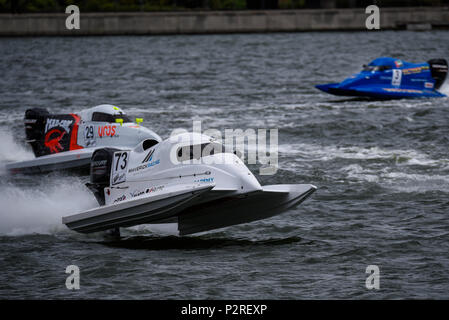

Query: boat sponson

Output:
[177, 184, 317, 235]
[62, 183, 214, 233]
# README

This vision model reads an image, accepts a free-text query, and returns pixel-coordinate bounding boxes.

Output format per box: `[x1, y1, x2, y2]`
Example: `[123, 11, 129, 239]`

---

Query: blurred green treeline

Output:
[1, 0, 449, 13]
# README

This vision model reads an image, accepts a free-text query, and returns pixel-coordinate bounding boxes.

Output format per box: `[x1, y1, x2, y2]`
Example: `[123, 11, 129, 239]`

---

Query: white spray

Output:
[0, 129, 33, 163]
[0, 180, 98, 236]
[0, 130, 97, 235]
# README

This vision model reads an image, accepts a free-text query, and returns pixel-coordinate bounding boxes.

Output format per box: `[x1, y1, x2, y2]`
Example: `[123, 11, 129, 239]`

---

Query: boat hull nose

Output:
[315, 83, 339, 93]
[316, 83, 364, 96]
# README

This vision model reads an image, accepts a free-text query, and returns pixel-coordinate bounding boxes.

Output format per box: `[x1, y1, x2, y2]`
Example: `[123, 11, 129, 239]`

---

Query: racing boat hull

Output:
[6, 149, 94, 174]
[62, 132, 317, 236]
[316, 57, 448, 99]
[6, 105, 161, 175]
[63, 184, 215, 234]
[62, 183, 316, 235]
[316, 83, 446, 99]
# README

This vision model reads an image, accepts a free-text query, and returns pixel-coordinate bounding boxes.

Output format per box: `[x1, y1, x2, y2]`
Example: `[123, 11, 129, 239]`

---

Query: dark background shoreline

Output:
[1, 7, 449, 36]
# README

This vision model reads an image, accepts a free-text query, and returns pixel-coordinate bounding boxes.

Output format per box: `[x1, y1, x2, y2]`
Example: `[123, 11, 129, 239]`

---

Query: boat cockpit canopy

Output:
[362, 64, 391, 72]
[177, 142, 225, 162]
[91, 112, 132, 123]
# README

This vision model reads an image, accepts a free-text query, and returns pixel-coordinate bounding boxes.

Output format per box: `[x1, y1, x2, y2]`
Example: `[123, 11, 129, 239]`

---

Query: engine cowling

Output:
[86, 148, 119, 205]
[428, 59, 448, 89]
[24, 108, 50, 157]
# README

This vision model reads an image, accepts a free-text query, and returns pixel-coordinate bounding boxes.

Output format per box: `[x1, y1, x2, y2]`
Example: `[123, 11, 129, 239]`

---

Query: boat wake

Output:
[0, 129, 33, 174]
[279, 143, 445, 166]
[440, 79, 449, 96]
[0, 179, 97, 236]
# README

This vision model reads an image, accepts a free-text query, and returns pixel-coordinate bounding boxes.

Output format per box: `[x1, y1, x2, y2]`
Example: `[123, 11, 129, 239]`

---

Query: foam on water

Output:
[0, 129, 98, 235]
[279, 143, 444, 166]
[339, 164, 449, 192]
[439, 79, 449, 96]
[126, 224, 179, 236]
[0, 129, 34, 163]
[1, 32, 449, 299]
[0, 179, 98, 236]
[382, 172, 449, 192]
[0, 129, 34, 175]
[340, 164, 381, 183]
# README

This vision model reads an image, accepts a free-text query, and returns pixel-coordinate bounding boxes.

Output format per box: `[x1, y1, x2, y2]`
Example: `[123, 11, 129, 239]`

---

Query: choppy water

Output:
[0, 31, 448, 299]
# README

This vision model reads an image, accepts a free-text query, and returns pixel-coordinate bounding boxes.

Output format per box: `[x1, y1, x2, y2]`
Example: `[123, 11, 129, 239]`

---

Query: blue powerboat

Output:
[316, 57, 448, 99]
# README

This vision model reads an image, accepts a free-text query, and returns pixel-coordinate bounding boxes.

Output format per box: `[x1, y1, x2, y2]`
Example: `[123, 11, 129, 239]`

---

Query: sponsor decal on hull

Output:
[402, 66, 429, 75]
[45, 119, 73, 133]
[128, 185, 165, 199]
[394, 60, 403, 68]
[111, 151, 129, 186]
[194, 177, 215, 183]
[113, 195, 127, 203]
[40, 114, 82, 155]
[130, 190, 145, 198]
[147, 185, 165, 193]
[98, 125, 117, 138]
[112, 172, 126, 185]
[142, 149, 155, 163]
[382, 88, 423, 94]
[44, 129, 66, 153]
[128, 159, 160, 173]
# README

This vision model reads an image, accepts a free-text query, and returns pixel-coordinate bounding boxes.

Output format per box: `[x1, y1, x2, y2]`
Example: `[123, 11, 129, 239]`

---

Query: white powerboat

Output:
[63, 132, 316, 235]
[6, 104, 161, 174]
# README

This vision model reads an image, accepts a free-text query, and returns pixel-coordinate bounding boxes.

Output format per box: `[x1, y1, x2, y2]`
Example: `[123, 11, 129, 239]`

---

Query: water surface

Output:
[0, 31, 448, 299]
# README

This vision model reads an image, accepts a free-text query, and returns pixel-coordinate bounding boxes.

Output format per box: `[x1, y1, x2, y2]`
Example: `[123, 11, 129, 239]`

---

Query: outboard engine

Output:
[86, 148, 119, 205]
[24, 108, 50, 157]
[428, 59, 448, 89]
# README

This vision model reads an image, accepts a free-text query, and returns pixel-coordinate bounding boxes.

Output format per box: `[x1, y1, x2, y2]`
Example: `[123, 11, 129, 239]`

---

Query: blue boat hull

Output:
[316, 57, 447, 99]
[316, 83, 446, 99]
